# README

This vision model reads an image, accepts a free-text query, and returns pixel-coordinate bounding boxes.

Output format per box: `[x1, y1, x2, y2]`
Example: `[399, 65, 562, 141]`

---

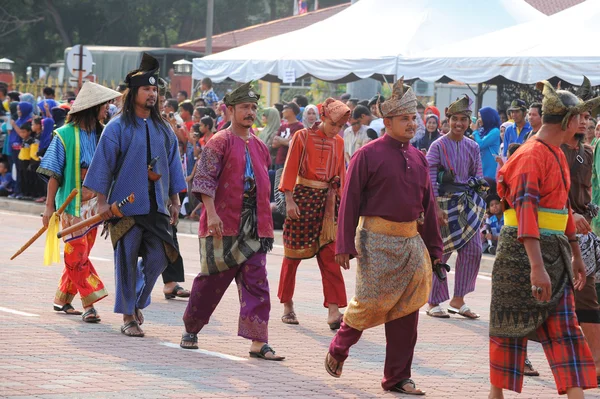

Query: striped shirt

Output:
[40, 129, 97, 178]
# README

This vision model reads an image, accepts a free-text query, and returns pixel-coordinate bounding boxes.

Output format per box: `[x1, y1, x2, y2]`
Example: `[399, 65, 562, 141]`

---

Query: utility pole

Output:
[206, 0, 214, 55]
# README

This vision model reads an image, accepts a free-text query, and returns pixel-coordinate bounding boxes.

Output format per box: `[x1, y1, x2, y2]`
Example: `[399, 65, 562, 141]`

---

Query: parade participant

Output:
[489, 81, 597, 398]
[502, 99, 533, 157]
[326, 79, 443, 395]
[277, 98, 350, 329]
[426, 95, 486, 319]
[84, 54, 187, 337]
[560, 77, 600, 382]
[180, 82, 284, 361]
[38, 82, 120, 321]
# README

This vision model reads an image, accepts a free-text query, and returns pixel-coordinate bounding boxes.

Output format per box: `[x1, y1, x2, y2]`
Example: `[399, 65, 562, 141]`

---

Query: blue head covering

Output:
[51, 106, 67, 128]
[16, 101, 33, 127]
[38, 99, 58, 114]
[19, 93, 38, 115]
[478, 107, 500, 136]
[39, 117, 55, 151]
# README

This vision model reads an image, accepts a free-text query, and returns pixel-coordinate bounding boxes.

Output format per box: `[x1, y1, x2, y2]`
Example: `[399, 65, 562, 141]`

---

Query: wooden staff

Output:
[10, 189, 78, 260]
[57, 193, 135, 239]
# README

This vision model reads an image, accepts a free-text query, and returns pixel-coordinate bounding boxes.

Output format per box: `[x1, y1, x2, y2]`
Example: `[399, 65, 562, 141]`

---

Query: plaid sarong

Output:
[437, 190, 486, 254]
[578, 231, 600, 277]
[490, 286, 597, 394]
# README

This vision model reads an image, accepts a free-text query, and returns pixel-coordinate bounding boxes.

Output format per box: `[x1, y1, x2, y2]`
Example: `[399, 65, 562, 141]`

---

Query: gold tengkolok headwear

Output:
[378, 77, 417, 118]
[445, 94, 473, 117]
[536, 79, 600, 130]
[224, 82, 260, 106]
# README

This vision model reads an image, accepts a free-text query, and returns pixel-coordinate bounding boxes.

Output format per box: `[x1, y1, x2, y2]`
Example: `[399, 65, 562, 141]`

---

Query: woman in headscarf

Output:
[7, 102, 34, 197]
[19, 93, 39, 115]
[258, 107, 281, 166]
[51, 106, 68, 129]
[473, 106, 501, 179]
[302, 104, 320, 129]
[413, 113, 441, 153]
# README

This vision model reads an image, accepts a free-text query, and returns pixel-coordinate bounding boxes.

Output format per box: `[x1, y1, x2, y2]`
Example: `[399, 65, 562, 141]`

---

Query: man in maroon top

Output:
[272, 102, 304, 169]
[325, 79, 443, 395]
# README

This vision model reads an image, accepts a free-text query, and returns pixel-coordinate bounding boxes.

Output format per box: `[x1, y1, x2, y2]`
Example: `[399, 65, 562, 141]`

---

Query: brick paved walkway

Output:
[0, 210, 597, 398]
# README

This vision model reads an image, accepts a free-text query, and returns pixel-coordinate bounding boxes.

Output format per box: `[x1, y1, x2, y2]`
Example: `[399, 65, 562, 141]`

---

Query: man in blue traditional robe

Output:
[84, 54, 187, 337]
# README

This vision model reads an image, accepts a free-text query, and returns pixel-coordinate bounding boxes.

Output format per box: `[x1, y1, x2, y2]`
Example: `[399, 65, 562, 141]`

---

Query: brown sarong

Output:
[343, 217, 432, 331]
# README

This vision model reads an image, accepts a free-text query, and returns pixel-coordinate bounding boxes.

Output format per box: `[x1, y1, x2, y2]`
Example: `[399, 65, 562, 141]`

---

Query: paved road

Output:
[0, 210, 595, 398]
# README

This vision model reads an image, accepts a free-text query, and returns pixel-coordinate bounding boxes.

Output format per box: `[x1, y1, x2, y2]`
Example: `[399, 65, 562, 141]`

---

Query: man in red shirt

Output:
[272, 102, 304, 169]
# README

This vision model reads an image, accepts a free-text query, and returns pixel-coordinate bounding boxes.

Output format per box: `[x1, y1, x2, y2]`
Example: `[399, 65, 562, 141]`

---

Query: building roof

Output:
[173, 3, 351, 54]
[174, 0, 583, 54]
[525, 0, 585, 15]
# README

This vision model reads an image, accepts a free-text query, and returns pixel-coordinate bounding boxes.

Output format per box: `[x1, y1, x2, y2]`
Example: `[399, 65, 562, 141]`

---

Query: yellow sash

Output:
[504, 208, 568, 234]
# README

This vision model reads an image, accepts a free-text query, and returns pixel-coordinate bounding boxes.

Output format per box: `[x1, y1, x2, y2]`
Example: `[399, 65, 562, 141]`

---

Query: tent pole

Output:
[206, 0, 214, 55]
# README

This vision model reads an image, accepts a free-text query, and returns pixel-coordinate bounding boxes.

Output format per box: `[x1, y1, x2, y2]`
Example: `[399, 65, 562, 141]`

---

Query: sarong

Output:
[199, 192, 273, 276]
[437, 190, 486, 254]
[282, 176, 339, 260]
[343, 217, 432, 331]
[578, 231, 600, 277]
[490, 226, 573, 338]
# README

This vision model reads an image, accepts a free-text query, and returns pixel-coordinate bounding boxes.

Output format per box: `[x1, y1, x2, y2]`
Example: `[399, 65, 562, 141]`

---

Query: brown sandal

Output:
[325, 352, 343, 378]
[281, 312, 299, 325]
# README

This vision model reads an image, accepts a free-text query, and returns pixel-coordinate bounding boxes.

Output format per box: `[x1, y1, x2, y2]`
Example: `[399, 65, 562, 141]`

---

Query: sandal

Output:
[426, 305, 450, 318]
[164, 284, 190, 299]
[180, 332, 199, 350]
[121, 320, 145, 337]
[53, 303, 82, 315]
[389, 379, 426, 395]
[324, 352, 343, 378]
[249, 344, 285, 361]
[135, 308, 144, 326]
[82, 308, 101, 323]
[328, 314, 343, 330]
[448, 304, 480, 319]
[281, 312, 299, 325]
[524, 358, 540, 377]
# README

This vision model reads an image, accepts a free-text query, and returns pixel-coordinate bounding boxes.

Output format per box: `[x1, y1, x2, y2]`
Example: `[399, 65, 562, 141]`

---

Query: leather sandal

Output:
[180, 332, 199, 349]
[53, 303, 82, 315]
[82, 308, 101, 323]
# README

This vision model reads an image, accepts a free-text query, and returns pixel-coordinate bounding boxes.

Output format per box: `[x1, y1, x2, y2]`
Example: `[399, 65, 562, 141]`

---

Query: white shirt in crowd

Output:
[344, 124, 371, 159]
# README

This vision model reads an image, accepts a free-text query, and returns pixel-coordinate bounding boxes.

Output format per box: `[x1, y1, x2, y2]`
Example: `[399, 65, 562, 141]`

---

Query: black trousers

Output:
[161, 224, 185, 284]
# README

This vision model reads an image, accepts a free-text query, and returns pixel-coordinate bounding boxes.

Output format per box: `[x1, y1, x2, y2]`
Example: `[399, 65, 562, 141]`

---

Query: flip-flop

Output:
[426, 305, 450, 318]
[249, 344, 285, 361]
[389, 379, 426, 395]
[180, 332, 199, 350]
[448, 304, 480, 319]
[324, 352, 343, 378]
[53, 303, 82, 315]
[164, 284, 191, 299]
[524, 358, 539, 377]
[328, 314, 343, 330]
[121, 320, 145, 337]
[81, 308, 101, 323]
[281, 312, 299, 325]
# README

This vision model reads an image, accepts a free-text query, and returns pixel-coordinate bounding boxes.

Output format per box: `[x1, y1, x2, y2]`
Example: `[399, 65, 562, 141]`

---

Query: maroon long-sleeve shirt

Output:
[336, 134, 443, 259]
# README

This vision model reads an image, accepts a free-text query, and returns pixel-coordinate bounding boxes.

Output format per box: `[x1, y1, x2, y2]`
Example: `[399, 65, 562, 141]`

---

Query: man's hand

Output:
[336, 254, 350, 270]
[272, 136, 282, 149]
[573, 213, 591, 235]
[495, 156, 504, 168]
[207, 211, 223, 238]
[436, 205, 448, 226]
[530, 266, 552, 302]
[97, 201, 114, 221]
[485, 233, 492, 241]
[572, 256, 587, 291]
[286, 199, 300, 220]
[42, 203, 56, 228]
[169, 203, 181, 226]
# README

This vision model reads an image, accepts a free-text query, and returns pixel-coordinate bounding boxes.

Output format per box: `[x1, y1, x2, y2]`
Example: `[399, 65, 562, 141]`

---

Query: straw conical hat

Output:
[68, 81, 121, 115]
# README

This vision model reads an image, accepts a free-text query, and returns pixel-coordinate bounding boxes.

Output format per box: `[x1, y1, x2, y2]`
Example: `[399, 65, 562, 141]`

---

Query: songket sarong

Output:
[437, 190, 486, 254]
[343, 217, 432, 331]
[283, 176, 340, 259]
[578, 231, 600, 277]
[490, 226, 573, 338]
[56, 195, 108, 307]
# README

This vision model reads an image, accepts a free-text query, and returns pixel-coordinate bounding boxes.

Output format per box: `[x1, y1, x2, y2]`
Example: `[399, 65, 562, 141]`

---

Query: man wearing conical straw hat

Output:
[488, 80, 599, 398]
[37, 81, 121, 322]
[84, 54, 187, 338]
[325, 79, 443, 395]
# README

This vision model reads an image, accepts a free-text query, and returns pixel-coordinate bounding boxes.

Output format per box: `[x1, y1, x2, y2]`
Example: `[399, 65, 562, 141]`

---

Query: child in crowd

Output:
[16, 121, 34, 200]
[481, 194, 504, 255]
[0, 159, 14, 196]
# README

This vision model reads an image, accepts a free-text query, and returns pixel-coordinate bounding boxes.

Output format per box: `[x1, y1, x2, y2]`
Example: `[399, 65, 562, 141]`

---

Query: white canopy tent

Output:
[396, 0, 600, 85]
[193, 0, 545, 83]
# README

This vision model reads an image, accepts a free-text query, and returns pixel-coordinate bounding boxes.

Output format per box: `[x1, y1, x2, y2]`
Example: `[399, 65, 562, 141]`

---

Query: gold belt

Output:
[358, 216, 418, 237]
[296, 176, 329, 189]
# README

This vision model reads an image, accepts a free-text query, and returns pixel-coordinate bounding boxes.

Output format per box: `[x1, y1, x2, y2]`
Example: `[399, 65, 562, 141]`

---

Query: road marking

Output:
[0, 211, 40, 219]
[161, 342, 247, 361]
[178, 233, 199, 239]
[0, 307, 39, 317]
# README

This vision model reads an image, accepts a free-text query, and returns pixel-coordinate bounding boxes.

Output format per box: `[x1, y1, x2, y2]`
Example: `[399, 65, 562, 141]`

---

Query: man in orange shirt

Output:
[277, 98, 350, 329]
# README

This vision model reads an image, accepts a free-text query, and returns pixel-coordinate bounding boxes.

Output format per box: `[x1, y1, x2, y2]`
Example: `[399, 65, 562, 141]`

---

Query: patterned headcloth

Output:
[224, 82, 260, 106]
[126, 53, 159, 88]
[320, 97, 351, 124]
[536, 79, 600, 130]
[379, 77, 418, 118]
[445, 95, 473, 117]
